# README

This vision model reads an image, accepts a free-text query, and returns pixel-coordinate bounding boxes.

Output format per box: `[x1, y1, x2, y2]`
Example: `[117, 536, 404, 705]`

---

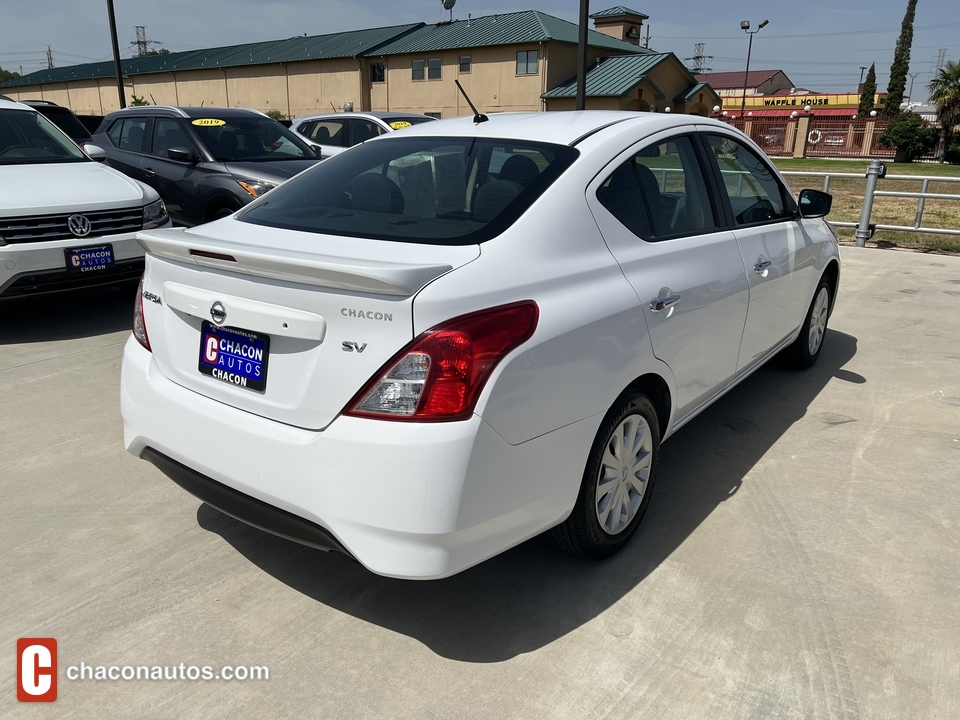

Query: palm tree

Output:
[928, 61, 960, 149]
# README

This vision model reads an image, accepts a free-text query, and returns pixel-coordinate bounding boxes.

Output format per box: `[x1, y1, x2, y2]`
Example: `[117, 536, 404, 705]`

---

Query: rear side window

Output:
[598, 135, 718, 240]
[304, 120, 347, 147]
[705, 134, 791, 225]
[239, 136, 578, 245]
[35, 107, 90, 141]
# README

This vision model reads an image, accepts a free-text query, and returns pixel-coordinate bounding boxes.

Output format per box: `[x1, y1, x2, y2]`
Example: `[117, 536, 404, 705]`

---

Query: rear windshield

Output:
[34, 107, 91, 141]
[238, 136, 578, 245]
[0, 108, 87, 165]
[382, 116, 436, 130]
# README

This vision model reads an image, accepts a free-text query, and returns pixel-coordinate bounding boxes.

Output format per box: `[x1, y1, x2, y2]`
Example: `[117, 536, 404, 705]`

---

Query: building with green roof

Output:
[1, 8, 715, 119]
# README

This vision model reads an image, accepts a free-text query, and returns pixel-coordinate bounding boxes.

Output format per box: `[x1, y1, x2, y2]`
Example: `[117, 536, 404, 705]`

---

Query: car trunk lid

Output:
[138, 224, 479, 429]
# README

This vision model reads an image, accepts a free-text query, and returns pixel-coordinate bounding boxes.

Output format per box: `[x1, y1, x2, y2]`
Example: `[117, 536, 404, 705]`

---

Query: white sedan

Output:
[121, 111, 839, 579]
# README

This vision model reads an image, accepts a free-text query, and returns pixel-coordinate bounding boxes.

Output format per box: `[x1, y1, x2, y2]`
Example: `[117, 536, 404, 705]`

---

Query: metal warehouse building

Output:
[0, 7, 719, 119]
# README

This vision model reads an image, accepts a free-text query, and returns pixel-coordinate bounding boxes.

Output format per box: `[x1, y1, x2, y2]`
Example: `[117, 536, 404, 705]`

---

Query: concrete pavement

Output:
[2, 247, 959, 719]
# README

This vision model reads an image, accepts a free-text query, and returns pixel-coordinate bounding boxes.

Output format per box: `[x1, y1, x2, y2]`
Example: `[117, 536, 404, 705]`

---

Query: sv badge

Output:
[342, 341, 367, 353]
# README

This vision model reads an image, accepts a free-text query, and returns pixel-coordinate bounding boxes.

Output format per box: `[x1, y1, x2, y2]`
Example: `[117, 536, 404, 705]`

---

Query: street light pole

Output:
[740, 19, 769, 117]
[907, 72, 920, 102]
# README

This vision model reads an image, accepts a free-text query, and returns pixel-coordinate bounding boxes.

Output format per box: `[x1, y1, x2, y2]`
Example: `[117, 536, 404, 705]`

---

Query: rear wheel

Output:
[790, 275, 832, 369]
[550, 393, 660, 559]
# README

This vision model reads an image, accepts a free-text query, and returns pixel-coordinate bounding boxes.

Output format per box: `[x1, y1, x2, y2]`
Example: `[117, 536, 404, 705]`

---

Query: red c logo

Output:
[17, 638, 57, 702]
[204, 335, 219, 364]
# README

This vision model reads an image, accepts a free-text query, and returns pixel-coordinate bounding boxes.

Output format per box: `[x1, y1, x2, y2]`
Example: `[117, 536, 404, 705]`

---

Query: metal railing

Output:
[646, 163, 959, 244]
[780, 161, 960, 243]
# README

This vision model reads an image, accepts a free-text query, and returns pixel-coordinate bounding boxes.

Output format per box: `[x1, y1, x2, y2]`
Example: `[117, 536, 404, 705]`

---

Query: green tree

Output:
[878, 111, 938, 162]
[883, 0, 918, 119]
[928, 60, 960, 140]
[858, 63, 877, 117]
[928, 61, 960, 163]
[0, 66, 21, 83]
[141, 48, 171, 56]
[129, 95, 150, 106]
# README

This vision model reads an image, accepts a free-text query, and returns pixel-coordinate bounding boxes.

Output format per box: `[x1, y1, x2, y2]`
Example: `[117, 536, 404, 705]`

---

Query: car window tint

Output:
[0, 109, 86, 164]
[238, 136, 578, 246]
[152, 118, 194, 157]
[348, 120, 383, 146]
[112, 117, 148, 152]
[307, 121, 345, 146]
[705, 134, 790, 226]
[601, 135, 717, 240]
[190, 116, 315, 161]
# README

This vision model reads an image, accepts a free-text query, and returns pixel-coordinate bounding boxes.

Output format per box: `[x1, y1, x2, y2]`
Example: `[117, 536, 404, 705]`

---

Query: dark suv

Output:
[91, 106, 320, 226]
[17, 100, 92, 145]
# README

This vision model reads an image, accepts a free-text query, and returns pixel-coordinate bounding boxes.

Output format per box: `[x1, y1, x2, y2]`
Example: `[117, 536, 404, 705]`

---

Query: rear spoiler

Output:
[137, 229, 453, 297]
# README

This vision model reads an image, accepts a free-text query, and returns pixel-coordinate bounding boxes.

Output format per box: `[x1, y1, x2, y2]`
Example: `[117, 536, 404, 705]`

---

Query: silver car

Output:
[290, 111, 437, 159]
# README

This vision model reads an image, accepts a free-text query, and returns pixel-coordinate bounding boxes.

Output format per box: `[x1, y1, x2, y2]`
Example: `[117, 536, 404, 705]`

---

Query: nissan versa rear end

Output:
[121, 111, 839, 579]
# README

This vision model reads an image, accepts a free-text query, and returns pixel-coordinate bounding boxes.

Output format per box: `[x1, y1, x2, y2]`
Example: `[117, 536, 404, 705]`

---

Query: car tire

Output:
[209, 206, 238, 221]
[550, 392, 660, 559]
[790, 275, 832, 369]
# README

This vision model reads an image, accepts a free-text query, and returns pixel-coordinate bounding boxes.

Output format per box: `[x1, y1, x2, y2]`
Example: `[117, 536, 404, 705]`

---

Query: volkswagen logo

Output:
[67, 214, 92, 237]
[210, 301, 227, 326]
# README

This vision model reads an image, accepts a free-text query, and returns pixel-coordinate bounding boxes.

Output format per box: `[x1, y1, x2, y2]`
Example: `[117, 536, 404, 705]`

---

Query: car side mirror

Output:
[798, 189, 832, 219]
[82, 143, 107, 162]
[167, 147, 199, 163]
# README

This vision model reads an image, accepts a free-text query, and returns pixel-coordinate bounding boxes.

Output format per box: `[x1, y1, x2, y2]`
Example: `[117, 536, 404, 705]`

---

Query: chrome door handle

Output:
[754, 259, 772, 274]
[650, 294, 681, 313]
[144, 167, 156, 178]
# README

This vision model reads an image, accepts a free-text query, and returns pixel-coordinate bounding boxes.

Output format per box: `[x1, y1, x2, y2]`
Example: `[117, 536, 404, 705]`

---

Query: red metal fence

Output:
[720, 116, 941, 162]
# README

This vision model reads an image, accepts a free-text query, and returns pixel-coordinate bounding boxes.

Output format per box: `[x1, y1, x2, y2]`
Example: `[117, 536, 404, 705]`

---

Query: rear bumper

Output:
[121, 337, 594, 579]
[140, 448, 349, 555]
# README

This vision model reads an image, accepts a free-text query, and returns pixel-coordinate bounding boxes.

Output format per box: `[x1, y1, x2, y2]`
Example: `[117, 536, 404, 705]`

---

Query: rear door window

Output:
[597, 135, 719, 240]
[107, 117, 149, 152]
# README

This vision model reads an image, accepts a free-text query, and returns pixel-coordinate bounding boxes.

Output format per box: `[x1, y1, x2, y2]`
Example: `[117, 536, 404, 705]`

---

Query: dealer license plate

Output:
[198, 322, 270, 392]
[65, 244, 114, 272]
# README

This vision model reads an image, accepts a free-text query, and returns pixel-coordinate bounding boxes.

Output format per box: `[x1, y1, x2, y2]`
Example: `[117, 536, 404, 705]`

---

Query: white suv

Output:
[0, 98, 169, 298]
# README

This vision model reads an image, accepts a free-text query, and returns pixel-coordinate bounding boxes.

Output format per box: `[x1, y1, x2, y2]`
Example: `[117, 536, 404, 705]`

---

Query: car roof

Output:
[384, 111, 714, 146]
[104, 105, 269, 119]
[295, 111, 435, 123]
[0, 98, 37, 113]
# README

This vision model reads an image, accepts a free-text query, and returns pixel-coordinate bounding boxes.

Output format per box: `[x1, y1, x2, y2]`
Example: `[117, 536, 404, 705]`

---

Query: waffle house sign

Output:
[745, 93, 888, 109]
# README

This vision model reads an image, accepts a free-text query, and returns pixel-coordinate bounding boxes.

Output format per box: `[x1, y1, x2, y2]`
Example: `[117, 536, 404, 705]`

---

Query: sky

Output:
[1, 0, 958, 99]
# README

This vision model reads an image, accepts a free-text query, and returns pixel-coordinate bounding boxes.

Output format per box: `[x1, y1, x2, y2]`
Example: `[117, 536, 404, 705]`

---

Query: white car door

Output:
[587, 131, 750, 423]
[702, 132, 818, 372]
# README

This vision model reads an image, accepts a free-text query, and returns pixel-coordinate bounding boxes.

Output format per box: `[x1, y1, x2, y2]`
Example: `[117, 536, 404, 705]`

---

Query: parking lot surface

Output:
[2, 246, 959, 719]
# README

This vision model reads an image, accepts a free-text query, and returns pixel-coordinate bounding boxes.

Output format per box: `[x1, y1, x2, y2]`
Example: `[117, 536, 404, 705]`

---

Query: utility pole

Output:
[859, 65, 867, 90]
[46, 45, 54, 69]
[106, 0, 126, 108]
[576, 0, 588, 110]
[643, 25, 651, 49]
[130, 25, 159, 57]
[934, 48, 947, 71]
[685, 43, 713, 74]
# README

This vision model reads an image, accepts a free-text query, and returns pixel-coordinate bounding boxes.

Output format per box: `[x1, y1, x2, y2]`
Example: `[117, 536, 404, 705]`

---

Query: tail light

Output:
[345, 301, 539, 422]
[133, 276, 151, 351]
